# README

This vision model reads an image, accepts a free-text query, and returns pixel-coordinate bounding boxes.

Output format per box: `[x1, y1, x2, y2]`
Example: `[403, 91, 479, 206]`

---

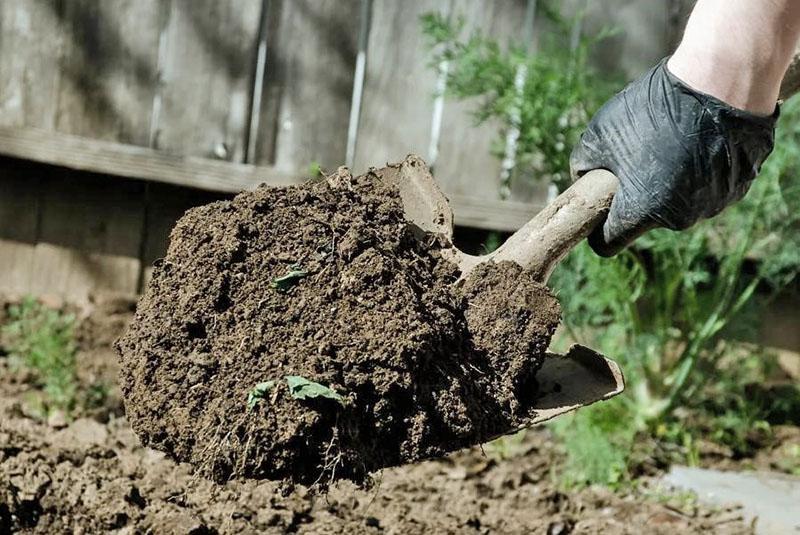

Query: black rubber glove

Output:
[570, 57, 778, 257]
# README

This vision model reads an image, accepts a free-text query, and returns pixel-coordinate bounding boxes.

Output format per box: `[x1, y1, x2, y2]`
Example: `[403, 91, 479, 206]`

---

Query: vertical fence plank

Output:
[53, 0, 164, 145]
[28, 171, 145, 301]
[0, 0, 64, 130]
[24, 1, 165, 300]
[0, 2, 62, 297]
[0, 158, 40, 296]
[351, 0, 442, 173]
[153, 0, 261, 162]
[434, 1, 542, 206]
[255, 0, 360, 173]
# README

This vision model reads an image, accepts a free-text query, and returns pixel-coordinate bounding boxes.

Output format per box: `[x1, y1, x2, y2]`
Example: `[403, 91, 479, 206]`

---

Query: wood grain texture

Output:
[255, 0, 359, 173]
[351, 0, 441, 174]
[28, 170, 144, 301]
[0, 0, 64, 128]
[52, 0, 164, 145]
[0, 1, 165, 300]
[0, 126, 303, 192]
[153, 0, 261, 162]
[0, 158, 40, 296]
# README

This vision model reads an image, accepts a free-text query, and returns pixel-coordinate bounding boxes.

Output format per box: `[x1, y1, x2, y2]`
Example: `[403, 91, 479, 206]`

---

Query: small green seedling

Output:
[247, 380, 276, 409]
[285, 375, 345, 406]
[271, 266, 309, 292]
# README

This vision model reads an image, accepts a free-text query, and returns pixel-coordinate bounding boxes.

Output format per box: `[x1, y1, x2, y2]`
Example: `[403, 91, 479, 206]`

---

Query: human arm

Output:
[669, 0, 800, 115]
[572, 0, 800, 256]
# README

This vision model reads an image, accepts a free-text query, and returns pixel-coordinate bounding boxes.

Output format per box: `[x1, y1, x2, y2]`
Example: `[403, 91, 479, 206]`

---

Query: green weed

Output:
[285, 375, 345, 406]
[548, 99, 800, 485]
[271, 266, 309, 292]
[421, 3, 618, 192]
[308, 161, 323, 178]
[1, 297, 79, 415]
[247, 380, 277, 409]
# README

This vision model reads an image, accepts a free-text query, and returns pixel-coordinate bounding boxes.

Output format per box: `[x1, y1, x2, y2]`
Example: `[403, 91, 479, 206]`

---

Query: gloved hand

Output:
[570, 57, 778, 257]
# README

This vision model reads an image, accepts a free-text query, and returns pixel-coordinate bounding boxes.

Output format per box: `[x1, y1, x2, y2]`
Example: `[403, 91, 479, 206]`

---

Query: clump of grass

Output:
[1, 297, 79, 415]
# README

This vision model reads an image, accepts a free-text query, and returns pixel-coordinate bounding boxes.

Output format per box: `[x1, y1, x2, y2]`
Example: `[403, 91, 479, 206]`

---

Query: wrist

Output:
[667, 48, 782, 116]
[667, 0, 800, 116]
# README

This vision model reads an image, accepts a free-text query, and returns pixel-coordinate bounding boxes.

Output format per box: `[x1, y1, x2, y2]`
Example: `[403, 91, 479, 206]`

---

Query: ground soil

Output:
[0, 295, 759, 534]
[116, 168, 560, 485]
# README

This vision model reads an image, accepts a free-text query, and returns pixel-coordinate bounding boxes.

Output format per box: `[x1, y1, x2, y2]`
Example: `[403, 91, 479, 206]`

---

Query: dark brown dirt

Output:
[0, 295, 766, 534]
[116, 168, 561, 485]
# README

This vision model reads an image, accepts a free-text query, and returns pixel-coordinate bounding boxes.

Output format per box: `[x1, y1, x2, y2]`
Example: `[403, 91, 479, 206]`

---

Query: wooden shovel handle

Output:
[489, 170, 618, 282]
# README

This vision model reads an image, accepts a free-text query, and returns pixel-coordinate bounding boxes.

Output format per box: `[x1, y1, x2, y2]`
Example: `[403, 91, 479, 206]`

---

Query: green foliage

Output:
[1, 297, 79, 414]
[552, 400, 637, 488]
[308, 162, 323, 178]
[420, 4, 618, 192]
[271, 266, 309, 292]
[247, 380, 276, 409]
[285, 375, 345, 406]
[484, 430, 528, 460]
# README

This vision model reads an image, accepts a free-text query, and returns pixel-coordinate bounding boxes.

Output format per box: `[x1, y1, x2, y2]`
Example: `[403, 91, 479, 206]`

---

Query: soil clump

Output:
[116, 168, 560, 485]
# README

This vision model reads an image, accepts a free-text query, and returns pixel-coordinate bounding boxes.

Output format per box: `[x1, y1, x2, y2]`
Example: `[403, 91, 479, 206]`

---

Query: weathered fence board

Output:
[0, 126, 301, 192]
[153, 0, 261, 161]
[352, 0, 441, 174]
[53, 0, 164, 145]
[0, 159, 40, 296]
[255, 0, 360, 173]
[28, 171, 145, 300]
[0, 0, 63, 129]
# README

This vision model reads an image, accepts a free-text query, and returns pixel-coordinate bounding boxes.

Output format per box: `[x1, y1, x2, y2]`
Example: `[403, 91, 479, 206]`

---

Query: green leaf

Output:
[271, 266, 309, 292]
[285, 375, 345, 406]
[247, 380, 276, 409]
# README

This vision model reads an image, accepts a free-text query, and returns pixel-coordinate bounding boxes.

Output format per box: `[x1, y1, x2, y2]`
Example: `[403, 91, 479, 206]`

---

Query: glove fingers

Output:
[588, 190, 657, 257]
[568, 137, 597, 182]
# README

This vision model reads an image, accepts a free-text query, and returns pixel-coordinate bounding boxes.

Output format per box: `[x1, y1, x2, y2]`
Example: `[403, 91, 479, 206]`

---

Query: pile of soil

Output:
[0, 414, 755, 535]
[0, 295, 769, 534]
[116, 166, 561, 485]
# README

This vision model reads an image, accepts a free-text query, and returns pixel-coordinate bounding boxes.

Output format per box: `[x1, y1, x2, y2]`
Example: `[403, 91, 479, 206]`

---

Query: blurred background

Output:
[0, 0, 798, 505]
[0, 0, 694, 301]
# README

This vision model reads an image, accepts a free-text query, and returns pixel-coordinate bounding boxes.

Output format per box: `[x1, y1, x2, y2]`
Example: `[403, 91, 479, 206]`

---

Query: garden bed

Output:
[0, 295, 776, 533]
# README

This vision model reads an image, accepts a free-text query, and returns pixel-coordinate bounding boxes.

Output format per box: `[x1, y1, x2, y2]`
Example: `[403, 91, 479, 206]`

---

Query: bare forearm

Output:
[668, 0, 800, 115]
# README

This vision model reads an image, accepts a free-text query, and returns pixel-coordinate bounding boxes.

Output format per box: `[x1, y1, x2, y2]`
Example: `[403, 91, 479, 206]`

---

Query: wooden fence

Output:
[0, 0, 693, 301]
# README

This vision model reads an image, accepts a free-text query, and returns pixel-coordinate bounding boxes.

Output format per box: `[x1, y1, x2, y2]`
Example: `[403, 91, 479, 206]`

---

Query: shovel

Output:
[375, 155, 623, 429]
